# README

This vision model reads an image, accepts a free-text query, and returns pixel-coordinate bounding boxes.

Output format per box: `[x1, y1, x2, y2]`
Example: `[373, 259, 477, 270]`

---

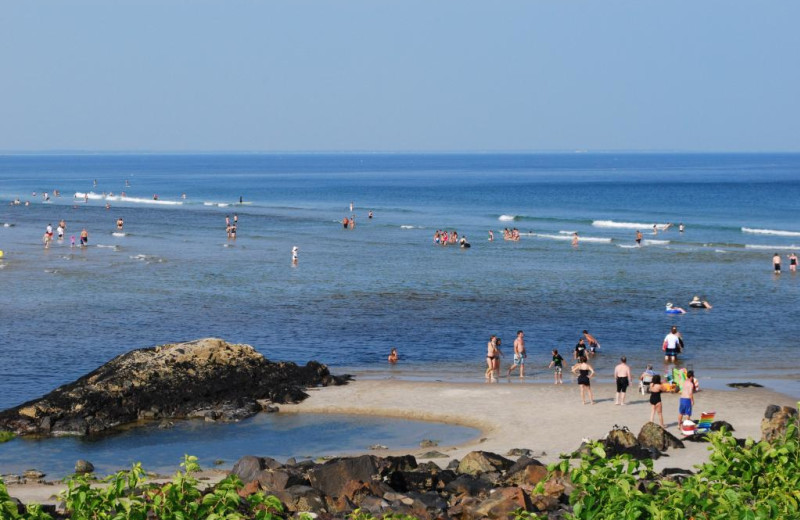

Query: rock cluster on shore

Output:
[225, 421, 698, 519]
[0, 338, 349, 437]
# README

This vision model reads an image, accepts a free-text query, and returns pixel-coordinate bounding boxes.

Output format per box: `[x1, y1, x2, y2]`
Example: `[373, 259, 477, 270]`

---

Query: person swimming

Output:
[665, 302, 686, 314]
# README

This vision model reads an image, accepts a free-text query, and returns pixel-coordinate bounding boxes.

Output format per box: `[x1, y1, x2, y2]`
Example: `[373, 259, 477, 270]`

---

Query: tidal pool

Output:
[0, 413, 478, 478]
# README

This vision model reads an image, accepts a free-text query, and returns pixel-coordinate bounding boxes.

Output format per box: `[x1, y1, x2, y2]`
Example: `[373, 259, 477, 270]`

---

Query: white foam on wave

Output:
[112, 232, 127, 237]
[744, 244, 800, 250]
[715, 249, 729, 254]
[617, 244, 639, 249]
[498, 215, 516, 221]
[742, 227, 800, 237]
[74, 192, 183, 206]
[400, 225, 417, 229]
[96, 244, 119, 250]
[531, 233, 612, 243]
[643, 239, 670, 245]
[593, 220, 669, 230]
[558, 230, 577, 235]
[3, 223, 12, 227]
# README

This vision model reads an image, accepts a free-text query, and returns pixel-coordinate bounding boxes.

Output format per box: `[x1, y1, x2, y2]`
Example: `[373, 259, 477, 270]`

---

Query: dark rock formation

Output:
[0, 338, 349, 437]
[761, 405, 798, 442]
[727, 382, 763, 388]
[637, 422, 685, 451]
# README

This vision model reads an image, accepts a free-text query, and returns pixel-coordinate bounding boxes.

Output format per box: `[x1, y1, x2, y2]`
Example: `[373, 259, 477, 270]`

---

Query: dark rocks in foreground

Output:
[0, 338, 350, 437]
[231, 451, 570, 519]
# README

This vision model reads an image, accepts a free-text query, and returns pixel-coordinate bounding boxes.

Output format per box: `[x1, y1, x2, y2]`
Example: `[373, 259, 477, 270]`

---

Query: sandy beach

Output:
[5, 379, 796, 506]
[282, 379, 797, 471]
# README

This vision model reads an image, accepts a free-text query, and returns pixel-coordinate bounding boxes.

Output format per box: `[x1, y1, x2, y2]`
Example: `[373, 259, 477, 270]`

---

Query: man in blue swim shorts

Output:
[507, 330, 526, 378]
[678, 370, 696, 426]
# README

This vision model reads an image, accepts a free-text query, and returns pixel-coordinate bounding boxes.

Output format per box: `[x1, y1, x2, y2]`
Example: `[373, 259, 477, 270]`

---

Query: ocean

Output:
[1, 152, 799, 410]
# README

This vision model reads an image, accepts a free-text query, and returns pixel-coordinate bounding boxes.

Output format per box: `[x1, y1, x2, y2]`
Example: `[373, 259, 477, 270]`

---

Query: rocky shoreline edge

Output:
[2, 404, 798, 519]
[0, 338, 350, 437]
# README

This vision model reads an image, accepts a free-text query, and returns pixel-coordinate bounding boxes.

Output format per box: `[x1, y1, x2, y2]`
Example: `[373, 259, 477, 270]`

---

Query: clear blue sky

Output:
[1, 1, 798, 152]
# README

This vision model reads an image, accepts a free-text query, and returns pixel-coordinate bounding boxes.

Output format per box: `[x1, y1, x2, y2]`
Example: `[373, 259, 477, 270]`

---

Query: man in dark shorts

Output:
[613, 356, 632, 405]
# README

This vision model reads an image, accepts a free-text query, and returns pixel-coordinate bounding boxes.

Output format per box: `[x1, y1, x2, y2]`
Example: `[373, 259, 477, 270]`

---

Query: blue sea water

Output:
[1, 152, 799, 410]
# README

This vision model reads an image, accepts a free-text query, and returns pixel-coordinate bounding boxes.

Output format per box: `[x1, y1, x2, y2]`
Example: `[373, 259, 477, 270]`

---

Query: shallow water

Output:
[1, 153, 799, 413]
[0, 413, 478, 478]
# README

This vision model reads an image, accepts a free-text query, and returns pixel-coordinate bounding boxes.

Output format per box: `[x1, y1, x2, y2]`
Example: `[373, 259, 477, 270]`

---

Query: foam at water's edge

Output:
[593, 220, 669, 229]
[742, 227, 800, 237]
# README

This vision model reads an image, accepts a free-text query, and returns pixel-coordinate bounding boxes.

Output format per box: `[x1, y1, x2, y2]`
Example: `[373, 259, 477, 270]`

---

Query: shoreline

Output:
[4, 379, 797, 506]
[281, 379, 797, 470]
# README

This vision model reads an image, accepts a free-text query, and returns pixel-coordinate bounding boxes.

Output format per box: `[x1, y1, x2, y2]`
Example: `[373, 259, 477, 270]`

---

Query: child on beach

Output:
[548, 349, 564, 384]
[678, 370, 696, 427]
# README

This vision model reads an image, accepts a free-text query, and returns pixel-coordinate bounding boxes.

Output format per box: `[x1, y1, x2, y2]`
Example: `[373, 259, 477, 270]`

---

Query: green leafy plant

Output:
[0, 430, 16, 443]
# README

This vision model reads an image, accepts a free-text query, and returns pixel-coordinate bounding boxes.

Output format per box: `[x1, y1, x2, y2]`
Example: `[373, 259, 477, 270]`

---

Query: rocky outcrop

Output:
[637, 422, 685, 451]
[233, 451, 557, 518]
[761, 405, 798, 442]
[0, 338, 349, 437]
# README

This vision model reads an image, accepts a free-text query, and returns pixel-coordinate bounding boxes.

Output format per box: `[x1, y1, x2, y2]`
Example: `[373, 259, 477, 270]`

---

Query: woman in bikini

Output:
[649, 374, 665, 427]
[485, 335, 499, 381]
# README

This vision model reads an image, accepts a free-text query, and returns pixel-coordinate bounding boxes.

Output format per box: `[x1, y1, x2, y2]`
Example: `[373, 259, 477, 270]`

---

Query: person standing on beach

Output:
[649, 375, 665, 427]
[635, 230, 643, 246]
[571, 356, 595, 404]
[789, 252, 798, 272]
[663, 326, 682, 362]
[678, 370, 696, 427]
[342, 217, 349, 229]
[773, 253, 781, 274]
[488, 230, 494, 241]
[572, 232, 579, 247]
[583, 330, 600, 355]
[506, 330, 526, 378]
[614, 357, 632, 405]
[548, 349, 564, 384]
[116, 217, 124, 230]
[679, 223, 685, 233]
[485, 335, 499, 381]
[80, 228, 89, 247]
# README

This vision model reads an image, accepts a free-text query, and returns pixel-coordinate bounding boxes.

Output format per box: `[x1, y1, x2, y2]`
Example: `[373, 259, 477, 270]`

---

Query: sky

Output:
[1, 1, 799, 153]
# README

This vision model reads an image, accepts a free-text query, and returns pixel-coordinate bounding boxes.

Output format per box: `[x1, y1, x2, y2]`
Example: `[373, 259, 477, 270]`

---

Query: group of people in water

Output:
[42, 219, 88, 249]
[773, 252, 798, 274]
[433, 230, 470, 248]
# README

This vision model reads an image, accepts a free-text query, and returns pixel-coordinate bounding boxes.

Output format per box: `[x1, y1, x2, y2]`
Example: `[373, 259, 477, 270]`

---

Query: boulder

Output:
[457, 451, 514, 476]
[504, 457, 548, 487]
[231, 455, 282, 484]
[307, 455, 381, 498]
[463, 486, 533, 519]
[711, 420, 735, 432]
[444, 474, 494, 497]
[0, 338, 349, 437]
[272, 485, 328, 514]
[761, 405, 798, 442]
[637, 422, 685, 451]
[74, 459, 94, 474]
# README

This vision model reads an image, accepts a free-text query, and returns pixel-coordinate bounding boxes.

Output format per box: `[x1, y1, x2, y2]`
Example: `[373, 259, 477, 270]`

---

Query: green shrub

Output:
[0, 430, 16, 443]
